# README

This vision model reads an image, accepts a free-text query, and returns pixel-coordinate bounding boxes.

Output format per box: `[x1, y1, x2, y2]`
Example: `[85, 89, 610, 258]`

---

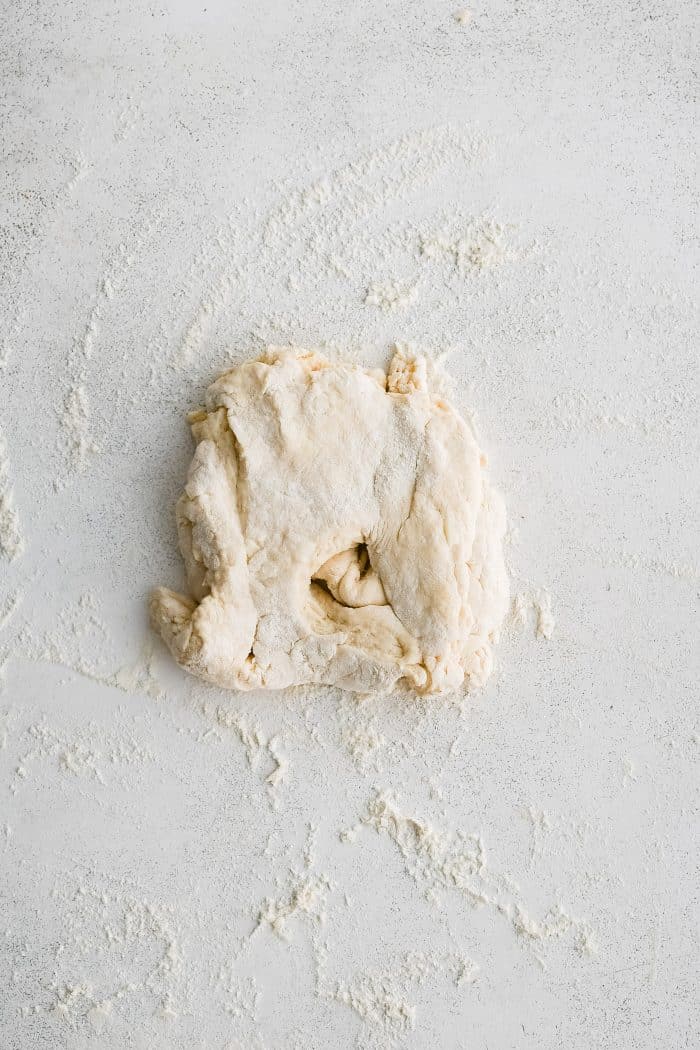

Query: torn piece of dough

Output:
[151, 347, 509, 695]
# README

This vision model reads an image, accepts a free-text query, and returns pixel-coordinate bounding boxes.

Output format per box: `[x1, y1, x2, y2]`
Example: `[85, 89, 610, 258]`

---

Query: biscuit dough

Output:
[151, 347, 508, 694]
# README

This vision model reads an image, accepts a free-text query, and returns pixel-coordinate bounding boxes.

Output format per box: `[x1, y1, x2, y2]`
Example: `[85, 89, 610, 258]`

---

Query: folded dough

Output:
[151, 347, 508, 695]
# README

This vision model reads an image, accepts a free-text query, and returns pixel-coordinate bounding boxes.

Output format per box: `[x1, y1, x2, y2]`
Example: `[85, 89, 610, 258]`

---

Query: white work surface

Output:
[1, 2, 697, 1048]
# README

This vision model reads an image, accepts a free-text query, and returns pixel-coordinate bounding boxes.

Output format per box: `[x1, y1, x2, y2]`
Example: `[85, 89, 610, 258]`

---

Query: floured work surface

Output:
[152, 347, 508, 694]
[1, 2, 698, 1049]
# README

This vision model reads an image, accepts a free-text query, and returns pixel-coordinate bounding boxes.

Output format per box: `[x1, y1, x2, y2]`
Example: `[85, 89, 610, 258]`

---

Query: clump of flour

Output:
[0, 429, 24, 559]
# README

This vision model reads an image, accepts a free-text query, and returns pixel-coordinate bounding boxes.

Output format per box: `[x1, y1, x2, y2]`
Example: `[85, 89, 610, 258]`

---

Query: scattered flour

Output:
[356, 790, 593, 957]
[328, 966, 416, 1041]
[543, 388, 696, 438]
[522, 805, 553, 869]
[110, 638, 166, 701]
[60, 383, 99, 478]
[420, 216, 522, 273]
[534, 590, 555, 640]
[0, 429, 25, 560]
[364, 280, 417, 311]
[20, 880, 187, 1025]
[588, 546, 700, 584]
[256, 873, 330, 941]
[317, 946, 478, 1046]
[168, 125, 489, 371]
[115, 102, 142, 143]
[509, 589, 555, 640]
[342, 721, 385, 770]
[59, 214, 163, 478]
[0, 589, 23, 632]
[263, 127, 486, 251]
[254, 823, 332, 942]
[212, 967, 260, 1021]
[622, 756, 638, 784]
[17, 609, 165, 704]
[204, 701, 290, 801]
[510, 591, 530, 628]
[0, 706, 17, 750]
[9, 717, 156, 792]
[453, 9, 473, 26]
[64, 151, 91, 192]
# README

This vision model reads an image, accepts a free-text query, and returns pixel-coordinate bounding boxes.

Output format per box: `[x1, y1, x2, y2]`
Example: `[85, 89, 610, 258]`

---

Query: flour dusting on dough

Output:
[152, 346, 509, 695]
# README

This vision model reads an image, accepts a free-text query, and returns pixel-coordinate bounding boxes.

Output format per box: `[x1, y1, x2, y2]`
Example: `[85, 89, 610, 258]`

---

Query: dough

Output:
[151, 347, 508, 695]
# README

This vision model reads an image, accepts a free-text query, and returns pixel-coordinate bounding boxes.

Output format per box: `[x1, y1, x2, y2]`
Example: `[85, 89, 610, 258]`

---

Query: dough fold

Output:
[151, 347, 508, 694]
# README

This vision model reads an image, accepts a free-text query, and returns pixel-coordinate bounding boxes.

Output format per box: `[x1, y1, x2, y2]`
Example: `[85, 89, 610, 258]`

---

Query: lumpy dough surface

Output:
[151, 347, 509, 695]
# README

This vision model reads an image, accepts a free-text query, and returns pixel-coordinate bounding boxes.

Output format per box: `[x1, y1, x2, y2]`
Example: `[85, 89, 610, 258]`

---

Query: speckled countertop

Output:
[1, 2, 697, 1048]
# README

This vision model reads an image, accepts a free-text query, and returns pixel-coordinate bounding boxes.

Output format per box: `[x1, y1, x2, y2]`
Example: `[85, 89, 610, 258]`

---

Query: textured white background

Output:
[1, 2, 698, 1048]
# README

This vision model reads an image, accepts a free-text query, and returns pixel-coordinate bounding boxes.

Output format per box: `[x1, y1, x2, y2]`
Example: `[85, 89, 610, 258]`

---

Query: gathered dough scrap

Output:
[151, 347, 509, 695]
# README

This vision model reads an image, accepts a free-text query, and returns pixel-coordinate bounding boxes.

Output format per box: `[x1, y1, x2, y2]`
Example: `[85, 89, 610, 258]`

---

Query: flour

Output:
[86, 998, 113, 1033]
[510, 591, 530, 628]
[453, 9, 472, 25]
[509, 588, 555, 640]
[256, 873, 330, 941]
[0, 589, 23, 632]
[206, 701, 290, 799]
[357, 790, 593, 957]
[622, 756, 637, 784]
[328, 967, 416, 1040]
[263, 127, 486, 251]
[213, 968, 260, 1021]
[534, 590, 555, 640]
[420, 216, 522, 273]
[20, 878, 188, 1027]
[61, 383, 98, 476]
[588, 546, 700, 584]
[64, 151, 90, 193]
[9, 717, 156, 792]
[58, 216, 163, 481]
[1, 705, 16, 749]
[543, 388, 696, 438]
[115, 103, 142, 143]
[0, 429, 25, 560]
[264, 737, 288, 788]
[317, 947, 478, 1046]
[511, 904, 567, 941]
[522, 805, 553, 868]
[16, 603, 165, 704]
[176, 277, 231, 368]
[342, 720, 385, 769]
[364, 280, 417, 311]
[110, 638, 165, 701]
[164, 126, 489, 377]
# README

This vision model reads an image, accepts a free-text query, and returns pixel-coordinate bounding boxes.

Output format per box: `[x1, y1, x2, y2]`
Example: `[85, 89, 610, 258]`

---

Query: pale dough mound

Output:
[151, 347, 509, 695]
